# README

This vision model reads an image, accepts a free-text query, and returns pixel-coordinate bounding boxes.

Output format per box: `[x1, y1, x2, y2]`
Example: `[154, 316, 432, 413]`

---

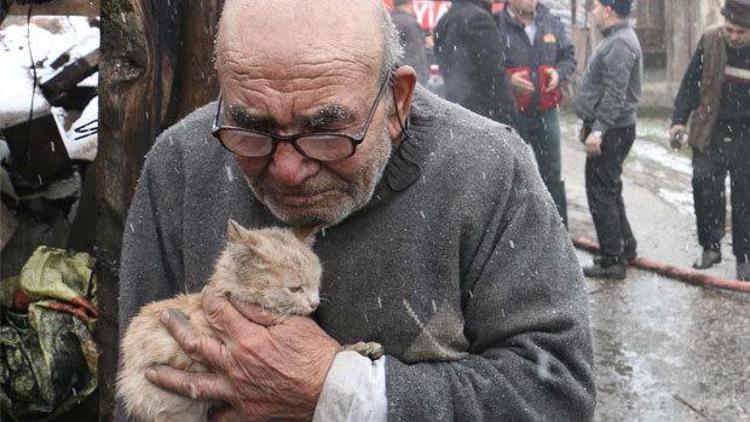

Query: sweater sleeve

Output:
[672, 37, 705, 125]
[118, 138, 186, 331]
[592, 39, 638, 133]
[385, 145, 596, 421]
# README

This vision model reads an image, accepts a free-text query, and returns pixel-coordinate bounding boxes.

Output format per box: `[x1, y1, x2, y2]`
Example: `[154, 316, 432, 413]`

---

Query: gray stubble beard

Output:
[247, 122, 394, 228]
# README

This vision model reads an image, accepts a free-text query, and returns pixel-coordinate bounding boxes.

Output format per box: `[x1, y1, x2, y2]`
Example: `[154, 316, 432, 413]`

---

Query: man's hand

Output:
[544, 67, 559, 92]
[510, 70, 535, 93]
[145, 294, 340, 421]
[584, 132, 603, 157]
[669, 124, 686, 149]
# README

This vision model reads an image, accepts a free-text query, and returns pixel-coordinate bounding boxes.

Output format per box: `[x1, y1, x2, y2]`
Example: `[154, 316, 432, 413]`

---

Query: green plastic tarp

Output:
[1, 246, 98, 421]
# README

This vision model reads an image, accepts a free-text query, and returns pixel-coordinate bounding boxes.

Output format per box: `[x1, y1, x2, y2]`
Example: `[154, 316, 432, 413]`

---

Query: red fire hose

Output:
[572, 236, 750, 293]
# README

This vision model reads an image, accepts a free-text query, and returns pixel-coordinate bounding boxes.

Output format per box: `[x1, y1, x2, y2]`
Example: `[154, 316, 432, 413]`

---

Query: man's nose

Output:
[268, 142, 320, 186]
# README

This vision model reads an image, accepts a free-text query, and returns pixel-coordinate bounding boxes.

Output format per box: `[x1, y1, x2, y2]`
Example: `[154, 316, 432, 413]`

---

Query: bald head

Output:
[216, 0, 400, 83]
[210, 0, 418, 228]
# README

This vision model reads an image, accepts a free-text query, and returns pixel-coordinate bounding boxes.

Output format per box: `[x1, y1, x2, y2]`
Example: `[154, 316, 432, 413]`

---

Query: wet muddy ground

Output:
[559, 110, 750, 421]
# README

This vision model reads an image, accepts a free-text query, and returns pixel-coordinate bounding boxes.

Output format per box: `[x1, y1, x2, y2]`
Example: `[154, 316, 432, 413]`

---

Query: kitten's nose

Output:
[309, 298, 319, 311]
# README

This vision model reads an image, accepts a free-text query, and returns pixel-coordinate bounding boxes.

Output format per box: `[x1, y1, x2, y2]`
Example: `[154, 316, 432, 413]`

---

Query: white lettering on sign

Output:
[413, 1, 451, 31]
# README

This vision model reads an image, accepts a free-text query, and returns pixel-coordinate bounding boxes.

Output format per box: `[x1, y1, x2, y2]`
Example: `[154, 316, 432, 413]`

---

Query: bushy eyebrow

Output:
[227, 105, 276, 132]
[225, 103, 356, 133]
[298, 104, 356, 130]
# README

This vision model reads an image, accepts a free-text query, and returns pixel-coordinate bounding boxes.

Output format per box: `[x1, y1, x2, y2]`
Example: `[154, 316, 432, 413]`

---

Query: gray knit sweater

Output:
[119, 87, 595, 421]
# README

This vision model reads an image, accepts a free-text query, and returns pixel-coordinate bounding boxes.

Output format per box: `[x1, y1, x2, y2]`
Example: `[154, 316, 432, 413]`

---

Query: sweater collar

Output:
[381, 86, 433, 192]
[602, 20, 630, 37]
[357, 85, 436, 215]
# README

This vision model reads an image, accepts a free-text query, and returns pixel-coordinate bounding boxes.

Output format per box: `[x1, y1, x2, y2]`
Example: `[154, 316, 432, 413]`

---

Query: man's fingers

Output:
[202, 294, 266, 339]
[511, 73, 535, 92]
[228, 296, 288, 327]
[159, 309, 228, 369]
[145, 364, 233, 402]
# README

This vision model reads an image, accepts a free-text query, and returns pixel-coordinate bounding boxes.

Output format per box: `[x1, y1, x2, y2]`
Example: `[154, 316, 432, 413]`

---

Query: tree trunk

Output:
[96, 0, 222, 418]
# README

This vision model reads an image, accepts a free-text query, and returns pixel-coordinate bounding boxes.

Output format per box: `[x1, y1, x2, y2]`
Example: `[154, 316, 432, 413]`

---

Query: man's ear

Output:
[387, 65, 417, 144]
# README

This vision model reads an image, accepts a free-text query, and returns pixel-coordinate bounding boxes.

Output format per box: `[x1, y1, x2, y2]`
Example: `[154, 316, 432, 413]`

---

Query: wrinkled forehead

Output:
[216, 0, 385, 119]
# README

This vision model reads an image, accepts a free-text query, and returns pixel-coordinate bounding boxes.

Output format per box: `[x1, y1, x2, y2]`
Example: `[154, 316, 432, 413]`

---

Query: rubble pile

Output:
[0, 15, 98, 272]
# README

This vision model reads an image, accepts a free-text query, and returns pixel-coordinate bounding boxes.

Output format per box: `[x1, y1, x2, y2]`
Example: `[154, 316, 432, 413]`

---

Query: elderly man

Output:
[495, 0, 577, 227]
[669, 0, 750, 281]
[574, 0, 642, 280]
[118, 0, 595, 420]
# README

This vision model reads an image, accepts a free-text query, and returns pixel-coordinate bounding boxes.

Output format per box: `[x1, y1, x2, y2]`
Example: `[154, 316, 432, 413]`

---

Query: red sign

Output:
[385, 1, 504, 32]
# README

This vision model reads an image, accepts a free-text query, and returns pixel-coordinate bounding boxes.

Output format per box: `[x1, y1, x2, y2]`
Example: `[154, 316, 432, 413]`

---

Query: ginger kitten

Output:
[117, 220, 325, 422]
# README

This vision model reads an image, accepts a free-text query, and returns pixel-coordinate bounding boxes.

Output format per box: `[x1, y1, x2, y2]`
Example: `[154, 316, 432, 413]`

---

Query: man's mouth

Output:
[275, 190, 334, 207]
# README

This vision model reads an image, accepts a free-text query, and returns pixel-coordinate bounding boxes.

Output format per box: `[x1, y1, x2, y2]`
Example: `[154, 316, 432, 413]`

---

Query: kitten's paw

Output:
[342, 341, 384, 360]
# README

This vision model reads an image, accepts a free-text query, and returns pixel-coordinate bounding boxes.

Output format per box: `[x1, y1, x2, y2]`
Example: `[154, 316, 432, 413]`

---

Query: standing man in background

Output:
[574, 0, 642, 279]
[669, 0, 750, 281]
[434, 0, 517, 125]
[495, 0, 576, 227]
[391, 0, 430, 83]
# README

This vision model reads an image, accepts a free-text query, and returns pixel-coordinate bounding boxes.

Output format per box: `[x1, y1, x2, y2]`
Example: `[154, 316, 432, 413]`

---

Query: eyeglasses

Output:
[212, 71, 392, 161]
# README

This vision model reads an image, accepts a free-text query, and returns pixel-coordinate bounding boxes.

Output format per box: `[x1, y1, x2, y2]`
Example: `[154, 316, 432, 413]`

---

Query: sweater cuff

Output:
[312, 351, 387, 422]
[591, 120, 609, 134]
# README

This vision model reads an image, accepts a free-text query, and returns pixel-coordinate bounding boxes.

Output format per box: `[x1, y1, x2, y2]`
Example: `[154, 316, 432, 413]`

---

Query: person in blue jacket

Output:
[495, 0, 576, 227]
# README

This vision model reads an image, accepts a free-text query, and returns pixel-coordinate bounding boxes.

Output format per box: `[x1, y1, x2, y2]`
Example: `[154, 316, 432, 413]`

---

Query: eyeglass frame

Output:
[211, 67, 395, 161]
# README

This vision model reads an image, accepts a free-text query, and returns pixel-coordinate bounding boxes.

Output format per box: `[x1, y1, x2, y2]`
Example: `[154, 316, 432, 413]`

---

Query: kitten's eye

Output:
[288, 286, 303, 293]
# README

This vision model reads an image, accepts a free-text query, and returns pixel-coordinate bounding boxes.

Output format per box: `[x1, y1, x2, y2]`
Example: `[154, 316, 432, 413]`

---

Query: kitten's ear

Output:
[244, 232, 272, 261]
[226, 219, 247, 243]
[292, 225, 322, 246]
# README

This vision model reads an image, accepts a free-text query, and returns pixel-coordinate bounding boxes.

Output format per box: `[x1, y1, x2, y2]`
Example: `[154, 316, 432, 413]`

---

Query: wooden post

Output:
[96, 0, 222, 418]
[572, 0, 577, 26]
[665, 0, 723, 95]
[665, 0, 691, 91]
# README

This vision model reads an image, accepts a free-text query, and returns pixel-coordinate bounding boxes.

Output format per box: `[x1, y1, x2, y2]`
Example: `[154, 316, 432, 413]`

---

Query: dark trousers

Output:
[583, 123, 637, 265]
[692, 121, 750, 263]
[517, 108, 568, 226]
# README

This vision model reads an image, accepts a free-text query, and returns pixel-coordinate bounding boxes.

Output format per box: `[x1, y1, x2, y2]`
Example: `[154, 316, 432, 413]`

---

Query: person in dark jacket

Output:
[433, 0, 517, 125]
[574, 0, 642, 279]
[669, 0, 750, 281]
[495, 0, 576, 227]
[391, 0, 430, 83]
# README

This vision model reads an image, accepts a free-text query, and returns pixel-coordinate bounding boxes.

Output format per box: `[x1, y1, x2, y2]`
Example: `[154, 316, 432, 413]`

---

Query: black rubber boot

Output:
[582, 263, 626, 280]
[548, 180, 568, 229]
[594, 249, 637, 266]
[692, 249, 721, 269]
[738, 262, 750, 281]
